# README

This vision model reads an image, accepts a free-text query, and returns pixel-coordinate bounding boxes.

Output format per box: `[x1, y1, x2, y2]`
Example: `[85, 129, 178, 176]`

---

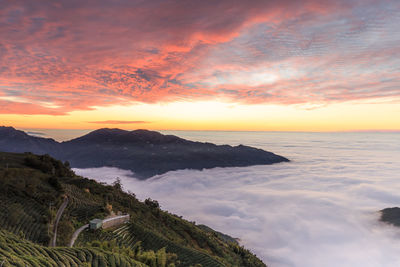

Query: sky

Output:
[0, 0, 399, 131]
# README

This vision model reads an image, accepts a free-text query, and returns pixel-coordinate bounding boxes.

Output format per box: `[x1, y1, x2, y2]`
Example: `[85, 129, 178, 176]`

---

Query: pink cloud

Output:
[0, 0, 398, 115]
[0, 100, 66, 115]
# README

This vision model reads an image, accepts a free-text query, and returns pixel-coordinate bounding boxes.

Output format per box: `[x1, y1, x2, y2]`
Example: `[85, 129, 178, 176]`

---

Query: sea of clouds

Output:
[74, 132, 400, 267]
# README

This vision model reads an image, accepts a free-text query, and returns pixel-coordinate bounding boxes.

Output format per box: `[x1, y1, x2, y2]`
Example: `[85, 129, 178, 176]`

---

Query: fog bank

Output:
[74, 132, 400, 267]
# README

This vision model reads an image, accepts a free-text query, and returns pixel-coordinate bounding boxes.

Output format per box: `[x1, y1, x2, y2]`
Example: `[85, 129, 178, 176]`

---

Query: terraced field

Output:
[64, 184, 104, 222]
[78, 222, 225, 267]
[0, 230, 147, 267]
[0, 195, 49, 244]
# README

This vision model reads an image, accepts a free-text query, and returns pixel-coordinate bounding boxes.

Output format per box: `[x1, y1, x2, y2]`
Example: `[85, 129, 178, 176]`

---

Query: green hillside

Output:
[0, 152, 266, 267]
[0, 230, 146, 267]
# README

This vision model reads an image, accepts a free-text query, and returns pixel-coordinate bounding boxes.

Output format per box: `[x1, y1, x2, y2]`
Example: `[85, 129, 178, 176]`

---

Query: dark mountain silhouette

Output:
[0, 126, 289, 179]
[380, 207, 400, 226]
[0, 126, 60, 154]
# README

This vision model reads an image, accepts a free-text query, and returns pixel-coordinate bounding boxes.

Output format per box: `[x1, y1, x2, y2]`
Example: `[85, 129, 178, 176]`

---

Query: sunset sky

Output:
[0, 0, 399, 131]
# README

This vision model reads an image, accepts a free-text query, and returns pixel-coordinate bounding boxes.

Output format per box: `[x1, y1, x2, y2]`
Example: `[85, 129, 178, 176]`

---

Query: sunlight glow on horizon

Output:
[2, 98, 399, 132]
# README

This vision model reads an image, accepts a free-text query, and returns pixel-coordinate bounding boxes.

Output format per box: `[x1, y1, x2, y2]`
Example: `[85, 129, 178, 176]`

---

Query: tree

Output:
[48, 176, 63, 192]
[145, 198, 160, 209]
[64, 161, 71, 169]
[112, 178, 122, 191]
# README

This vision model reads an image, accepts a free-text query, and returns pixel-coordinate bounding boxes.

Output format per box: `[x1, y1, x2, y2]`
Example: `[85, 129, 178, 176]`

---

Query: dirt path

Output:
[50, 197, 69, 247]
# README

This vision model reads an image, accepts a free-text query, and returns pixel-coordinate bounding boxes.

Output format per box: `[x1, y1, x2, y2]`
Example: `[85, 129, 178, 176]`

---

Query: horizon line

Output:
[16, 126, 400, 134]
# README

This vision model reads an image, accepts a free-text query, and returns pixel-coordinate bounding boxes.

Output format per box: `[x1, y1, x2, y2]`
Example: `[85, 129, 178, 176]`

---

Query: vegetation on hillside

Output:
[0, 230, 146, 267]
[0, 151, 266, 267]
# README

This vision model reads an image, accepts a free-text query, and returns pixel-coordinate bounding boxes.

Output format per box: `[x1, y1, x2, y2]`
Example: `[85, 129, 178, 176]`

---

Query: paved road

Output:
[50, 197, 69, 247]
[69, 224, 89, 247]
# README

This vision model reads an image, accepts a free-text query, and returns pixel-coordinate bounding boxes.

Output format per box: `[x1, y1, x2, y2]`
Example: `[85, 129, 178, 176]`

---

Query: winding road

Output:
[50, 197, 69, 247]
[69, 224, 89, 247]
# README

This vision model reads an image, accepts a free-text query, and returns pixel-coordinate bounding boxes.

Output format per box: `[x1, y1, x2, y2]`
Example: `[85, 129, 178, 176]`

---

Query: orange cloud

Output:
[0, 0, 398, 115]
[88, 120, 150, 124]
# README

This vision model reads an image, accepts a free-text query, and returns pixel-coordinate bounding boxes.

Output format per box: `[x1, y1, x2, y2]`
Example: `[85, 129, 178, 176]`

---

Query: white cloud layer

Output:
[74, 132, 400, 267]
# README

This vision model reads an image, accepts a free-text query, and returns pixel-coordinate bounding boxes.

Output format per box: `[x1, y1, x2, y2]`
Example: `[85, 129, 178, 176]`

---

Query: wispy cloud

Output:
[0, 0, 399, 114]
[87, 120, 150, 124]
[26, 131, 46, 136]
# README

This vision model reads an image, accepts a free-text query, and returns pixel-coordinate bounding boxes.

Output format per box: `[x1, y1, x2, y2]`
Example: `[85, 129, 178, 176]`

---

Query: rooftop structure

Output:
[89, 219, 103, 230]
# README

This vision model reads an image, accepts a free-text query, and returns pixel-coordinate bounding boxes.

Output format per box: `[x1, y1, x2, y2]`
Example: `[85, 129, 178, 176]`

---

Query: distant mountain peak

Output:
[93, 127, 128, 133]
[0, 126, 55, 140]
[83, 128, 129, 136]
[0, 126, 29, 138]
[0, 126, 18, 132]
[65, 128, 184, 145]
[0, 126, 59, 155]
[0, 125, 15, 129]
[79, 128, 157, 136]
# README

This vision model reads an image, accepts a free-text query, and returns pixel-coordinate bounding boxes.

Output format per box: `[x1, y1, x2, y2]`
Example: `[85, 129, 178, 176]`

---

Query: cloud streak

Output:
[0, 0, 399, 114]
[87, 120, 150, 124]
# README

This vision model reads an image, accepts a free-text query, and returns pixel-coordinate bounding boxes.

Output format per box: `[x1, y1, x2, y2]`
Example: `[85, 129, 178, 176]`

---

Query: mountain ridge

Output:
[0, 126, 289, 179]
[63, 128, 188, 145]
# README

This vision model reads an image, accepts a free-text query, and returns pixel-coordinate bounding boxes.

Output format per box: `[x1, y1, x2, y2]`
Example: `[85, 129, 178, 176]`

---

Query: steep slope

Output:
[0, 151, 267, 267]
[0, 126, 289, 179]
